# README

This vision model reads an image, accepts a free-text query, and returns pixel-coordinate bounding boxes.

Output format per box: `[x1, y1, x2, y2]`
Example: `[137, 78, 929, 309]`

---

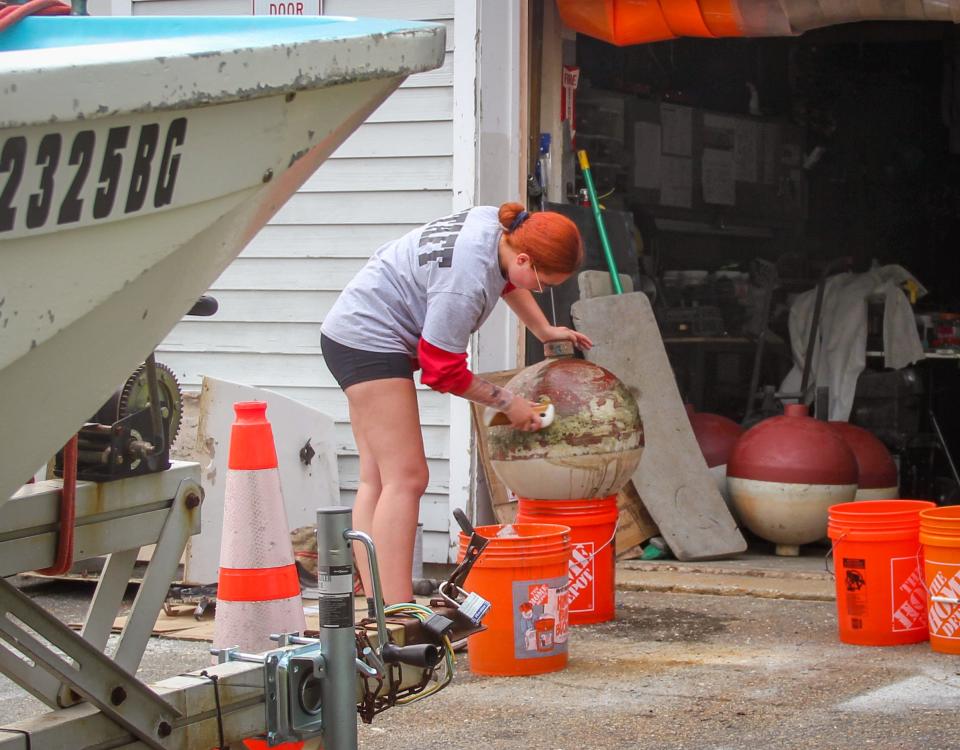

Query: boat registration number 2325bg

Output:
[0, 117, 187, 236]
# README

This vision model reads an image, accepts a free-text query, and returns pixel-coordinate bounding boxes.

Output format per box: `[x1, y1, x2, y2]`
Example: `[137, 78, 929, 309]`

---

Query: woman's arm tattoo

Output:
[461, 375, 515, 411]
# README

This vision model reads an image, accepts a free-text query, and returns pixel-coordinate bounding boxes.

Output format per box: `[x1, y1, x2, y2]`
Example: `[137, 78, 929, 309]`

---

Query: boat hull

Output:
[0, 17, 445, 505]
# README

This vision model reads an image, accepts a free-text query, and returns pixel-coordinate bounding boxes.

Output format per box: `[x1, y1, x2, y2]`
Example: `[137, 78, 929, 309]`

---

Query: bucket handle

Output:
[573, 516, 620, 570]
[824, 531, 847, 577]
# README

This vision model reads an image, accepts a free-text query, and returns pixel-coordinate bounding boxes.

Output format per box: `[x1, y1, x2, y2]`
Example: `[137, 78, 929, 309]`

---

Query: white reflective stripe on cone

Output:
[221, 468, 297, 569]
[213, 598, 307, 653]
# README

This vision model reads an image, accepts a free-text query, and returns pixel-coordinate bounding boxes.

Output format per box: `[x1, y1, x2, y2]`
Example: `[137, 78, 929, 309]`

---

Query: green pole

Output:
[577, 149, 623, 295]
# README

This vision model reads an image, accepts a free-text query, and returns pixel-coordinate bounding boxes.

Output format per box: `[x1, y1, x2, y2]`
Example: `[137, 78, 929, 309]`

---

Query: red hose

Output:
[0, 0, 71, 31]
[36, 435, 78, 576]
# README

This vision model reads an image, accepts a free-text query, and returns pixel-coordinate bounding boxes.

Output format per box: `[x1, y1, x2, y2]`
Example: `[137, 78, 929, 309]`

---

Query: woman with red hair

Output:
[320, 202, 590, 608]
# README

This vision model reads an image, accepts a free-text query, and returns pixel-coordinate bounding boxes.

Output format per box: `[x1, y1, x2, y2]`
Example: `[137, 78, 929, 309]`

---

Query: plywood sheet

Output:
[571, 291, 746, 561]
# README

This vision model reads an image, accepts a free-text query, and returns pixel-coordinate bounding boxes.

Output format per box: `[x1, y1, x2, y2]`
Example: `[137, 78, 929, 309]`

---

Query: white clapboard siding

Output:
[159, 352, 340, 389]
[163, 321, 322, 354]
[327, 121, 452, 159]
[272, 189, 452, 225]
[326, 0, 450, 19]
[339, 457, 449, 495]
[268, 386, 452, 426]
[301, 157, 451, 192]
[213, 258, 368, 291]
[333, 424, 450, 460]
[158, 0, 459, 561]
[244, 224, 419, 258]
[366, 87, 453, 123]
[195, 290, 340, 322]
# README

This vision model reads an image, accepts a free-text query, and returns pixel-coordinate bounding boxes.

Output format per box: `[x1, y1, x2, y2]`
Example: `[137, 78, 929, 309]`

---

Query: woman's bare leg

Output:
[348, 416, 381, 599]
[344, 377, 427, 604]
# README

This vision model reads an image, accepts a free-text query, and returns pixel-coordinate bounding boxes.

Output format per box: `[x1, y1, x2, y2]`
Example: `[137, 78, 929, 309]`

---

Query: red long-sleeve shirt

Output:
[418, 281, 516, 394]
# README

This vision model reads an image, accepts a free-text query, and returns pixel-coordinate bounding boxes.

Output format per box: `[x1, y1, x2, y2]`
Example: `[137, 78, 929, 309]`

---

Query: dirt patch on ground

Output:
[581, 601, 731, 643]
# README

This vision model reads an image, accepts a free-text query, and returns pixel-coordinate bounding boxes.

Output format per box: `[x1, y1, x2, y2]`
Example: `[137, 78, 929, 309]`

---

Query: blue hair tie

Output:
[509, 210, 530, 232]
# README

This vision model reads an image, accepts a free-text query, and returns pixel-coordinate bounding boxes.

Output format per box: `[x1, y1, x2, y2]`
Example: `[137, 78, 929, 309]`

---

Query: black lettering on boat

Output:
[0, 136, 26, 232]
[93, 126, 129, 219]
[57, 130, 95, 225]
[155, 117, 186, 208]
[126, 124, 158, 214]
[26, 133, 61, 229]
[4, 116, 188, 232]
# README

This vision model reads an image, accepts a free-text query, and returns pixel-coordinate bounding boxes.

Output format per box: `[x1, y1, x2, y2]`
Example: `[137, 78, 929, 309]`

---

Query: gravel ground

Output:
[356, 591, 960, 750]
[3, 577, 959, 749]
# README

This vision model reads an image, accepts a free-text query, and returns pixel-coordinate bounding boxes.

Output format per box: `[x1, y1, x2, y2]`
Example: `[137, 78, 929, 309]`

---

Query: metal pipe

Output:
[929, 410, 960, 488]
[316, 507, 358, 750]
[343, 529, 388, 650]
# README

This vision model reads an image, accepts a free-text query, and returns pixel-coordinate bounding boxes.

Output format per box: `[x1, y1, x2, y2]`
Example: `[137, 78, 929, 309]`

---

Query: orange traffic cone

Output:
[213, 401, 306, 654]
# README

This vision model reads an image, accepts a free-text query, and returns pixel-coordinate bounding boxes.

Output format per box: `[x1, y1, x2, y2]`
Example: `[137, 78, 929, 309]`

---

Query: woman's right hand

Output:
[505, 396, 545, 432]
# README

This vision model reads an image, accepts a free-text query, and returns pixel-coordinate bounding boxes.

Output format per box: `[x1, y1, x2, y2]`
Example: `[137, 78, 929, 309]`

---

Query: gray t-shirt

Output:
[321, 206, 508, 356]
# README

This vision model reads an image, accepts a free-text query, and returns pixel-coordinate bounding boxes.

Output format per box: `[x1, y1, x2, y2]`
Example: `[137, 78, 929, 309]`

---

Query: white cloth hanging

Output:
[780, 265, 926, 421]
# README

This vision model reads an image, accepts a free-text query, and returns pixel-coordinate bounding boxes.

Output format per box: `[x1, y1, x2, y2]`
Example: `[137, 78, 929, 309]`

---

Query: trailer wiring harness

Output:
[355, 601, 455, 724]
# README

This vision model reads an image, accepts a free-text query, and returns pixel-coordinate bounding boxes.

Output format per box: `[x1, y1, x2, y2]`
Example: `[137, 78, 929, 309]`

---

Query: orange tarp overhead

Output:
[555, 0, 676, 45]
[661, 0, 715, 37]
[555, 0, 740, 45]
[556, 0, 957, 46]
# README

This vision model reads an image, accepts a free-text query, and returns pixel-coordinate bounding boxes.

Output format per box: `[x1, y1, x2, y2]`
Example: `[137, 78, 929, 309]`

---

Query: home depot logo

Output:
[528, 583, 549, 608]
[567, 542, 594, 613]
[890, 560, 927, 632]
[928, 566, 960, 639]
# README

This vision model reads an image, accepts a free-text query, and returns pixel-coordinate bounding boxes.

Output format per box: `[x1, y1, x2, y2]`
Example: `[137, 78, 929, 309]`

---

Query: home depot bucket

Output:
[459, 523, 571, 676]
[516, 496, 618, 625]
[919, 505, 960, 654]
[827, 499, 935, 646]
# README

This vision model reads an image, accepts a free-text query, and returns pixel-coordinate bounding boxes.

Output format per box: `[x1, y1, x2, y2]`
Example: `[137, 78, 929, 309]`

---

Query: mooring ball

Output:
[828, 421, 898, 500]
[727, 404, 858, 546]
[487, 357, 643, 500]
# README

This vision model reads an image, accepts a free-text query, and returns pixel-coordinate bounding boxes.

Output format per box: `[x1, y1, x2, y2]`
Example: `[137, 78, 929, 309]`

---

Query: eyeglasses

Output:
[532, 264, 543, 294]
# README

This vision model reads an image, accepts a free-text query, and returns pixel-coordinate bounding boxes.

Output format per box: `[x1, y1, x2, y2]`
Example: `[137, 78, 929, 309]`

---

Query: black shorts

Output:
[320, 333, 414, 390]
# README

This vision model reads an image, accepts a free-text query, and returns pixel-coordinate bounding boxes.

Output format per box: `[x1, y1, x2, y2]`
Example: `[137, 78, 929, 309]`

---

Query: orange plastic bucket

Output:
[459, 523, 571, 676]
[516, 496, 618, 625]
[919, 505, 960, 654]
[827, 499, 935, 646]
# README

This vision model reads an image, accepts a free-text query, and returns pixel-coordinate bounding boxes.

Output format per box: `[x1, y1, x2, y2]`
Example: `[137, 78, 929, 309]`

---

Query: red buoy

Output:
[828, 421, 898, 500]
[686, 404, 744, 515]
[727, 404, 858, 555]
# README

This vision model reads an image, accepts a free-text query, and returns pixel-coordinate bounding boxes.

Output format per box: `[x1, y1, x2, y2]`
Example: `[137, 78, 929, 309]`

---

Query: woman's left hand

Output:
[539, 326, 593, 350]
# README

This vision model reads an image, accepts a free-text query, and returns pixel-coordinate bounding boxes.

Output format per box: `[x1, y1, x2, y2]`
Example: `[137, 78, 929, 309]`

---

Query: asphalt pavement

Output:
[3, 557, 960, 749]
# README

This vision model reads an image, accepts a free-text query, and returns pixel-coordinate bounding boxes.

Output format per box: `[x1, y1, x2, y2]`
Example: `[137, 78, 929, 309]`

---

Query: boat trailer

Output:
[0, 465, 490, 749]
